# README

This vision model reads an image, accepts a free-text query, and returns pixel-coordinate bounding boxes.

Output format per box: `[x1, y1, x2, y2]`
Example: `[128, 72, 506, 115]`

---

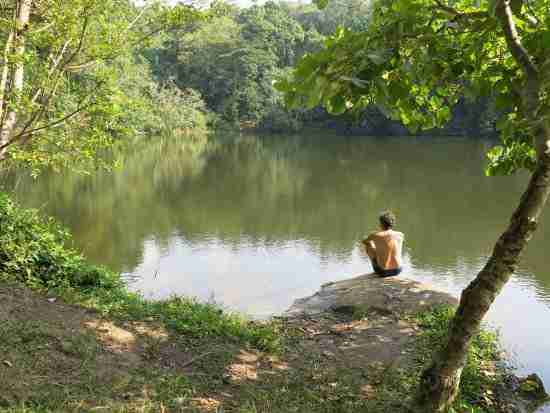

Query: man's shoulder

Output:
[369, 231, 384, 238]
[392, 231, 405, 239]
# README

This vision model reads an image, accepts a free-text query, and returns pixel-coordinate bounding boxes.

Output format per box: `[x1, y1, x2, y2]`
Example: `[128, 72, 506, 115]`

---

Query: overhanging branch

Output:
[496, 0, 538, 80]
[433, 0, 487, 20]
[0, 100, 92, 152]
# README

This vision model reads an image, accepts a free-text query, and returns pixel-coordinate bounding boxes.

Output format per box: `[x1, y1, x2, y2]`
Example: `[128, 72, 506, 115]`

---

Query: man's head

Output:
[379, 211, 396, 230]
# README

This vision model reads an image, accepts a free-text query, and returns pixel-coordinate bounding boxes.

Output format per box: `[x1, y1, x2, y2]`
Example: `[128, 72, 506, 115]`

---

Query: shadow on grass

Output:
[1, 276, 510, 413]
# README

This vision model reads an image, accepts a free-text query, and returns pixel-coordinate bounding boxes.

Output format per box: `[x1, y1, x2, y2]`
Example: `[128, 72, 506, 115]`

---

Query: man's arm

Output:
[360, 233, 377, 254]
[363, 232, 377, 243]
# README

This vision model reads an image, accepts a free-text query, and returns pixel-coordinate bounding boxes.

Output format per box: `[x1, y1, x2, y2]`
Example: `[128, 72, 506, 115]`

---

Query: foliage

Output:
[150, 0, 377, 131]
[0, 192, 279, 350]
[288, 0, 372, 35]
[0, 192, 118, 289]
[0, 0, 205, 173]
[276, 0, 550, 174]
[151, 3, 304, 126]
[107, 56, 209, 140]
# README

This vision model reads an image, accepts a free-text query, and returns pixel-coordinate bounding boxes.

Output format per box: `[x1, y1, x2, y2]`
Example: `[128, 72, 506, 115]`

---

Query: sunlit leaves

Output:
[0, 0, 206, 174]
[313, 0, 330, 10]
[486, 142, 536, 175]
[279, 0, 550, 175]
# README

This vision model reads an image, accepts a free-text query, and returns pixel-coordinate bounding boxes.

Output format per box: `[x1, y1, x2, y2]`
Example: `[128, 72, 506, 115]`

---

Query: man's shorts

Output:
[371, 258, 402, 277]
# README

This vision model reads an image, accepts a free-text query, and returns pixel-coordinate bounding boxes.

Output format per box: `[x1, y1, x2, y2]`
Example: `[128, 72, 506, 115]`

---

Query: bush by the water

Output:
[0, 192, 116, 290]
[0, 193, 279, 351]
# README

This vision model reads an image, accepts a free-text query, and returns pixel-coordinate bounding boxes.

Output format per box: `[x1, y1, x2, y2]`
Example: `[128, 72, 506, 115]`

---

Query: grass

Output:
[0, 290, 511, 413]
[417, 306, 502, 410]
[410, 305, 504, 413]
[0, 191, 280, 411]
[0, 287, 242, 412]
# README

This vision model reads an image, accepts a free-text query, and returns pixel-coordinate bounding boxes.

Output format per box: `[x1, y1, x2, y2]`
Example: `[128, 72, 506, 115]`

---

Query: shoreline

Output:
[1, 187, 547, 412]
[282, 273, 549, 413]
[2, 272, 549, 412]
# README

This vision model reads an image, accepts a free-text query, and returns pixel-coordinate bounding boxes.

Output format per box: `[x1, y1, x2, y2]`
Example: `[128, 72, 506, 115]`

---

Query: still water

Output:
[4, 133, 550, 388]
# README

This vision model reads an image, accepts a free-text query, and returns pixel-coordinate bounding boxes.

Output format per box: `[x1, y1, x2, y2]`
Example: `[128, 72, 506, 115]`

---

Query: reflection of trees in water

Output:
[4, 134, 549, 291]
[3, 136, 214, 272]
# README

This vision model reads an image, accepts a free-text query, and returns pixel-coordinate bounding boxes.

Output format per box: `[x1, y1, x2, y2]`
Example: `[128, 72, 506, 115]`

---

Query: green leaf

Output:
[367, 51, 387, 65]
[340, 76, 368, 88]
[327, 95, 346, 114]
[273, 79, 292, 93]
[495, 93, 512, 111]
[510, 0, 523, 15]
[313, 0, 329, 10]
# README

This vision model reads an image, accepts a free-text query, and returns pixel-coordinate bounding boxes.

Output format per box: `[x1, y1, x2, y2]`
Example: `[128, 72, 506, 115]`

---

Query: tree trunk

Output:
[414, 0, 550, 409]
[415, 135, 550, 412]
[0, 32, 14, 128]
[0, 0, 32, 160]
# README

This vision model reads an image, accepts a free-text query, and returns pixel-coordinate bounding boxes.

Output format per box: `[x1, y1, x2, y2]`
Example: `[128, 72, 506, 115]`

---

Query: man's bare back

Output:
[361, 211, 404, 277]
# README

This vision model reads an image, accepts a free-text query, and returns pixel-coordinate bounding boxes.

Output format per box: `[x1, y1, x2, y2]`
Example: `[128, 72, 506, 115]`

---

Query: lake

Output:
[3, 132, 550, 392]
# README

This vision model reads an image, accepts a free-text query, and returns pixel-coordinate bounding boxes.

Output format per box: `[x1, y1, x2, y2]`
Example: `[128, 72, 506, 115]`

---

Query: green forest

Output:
[1, 0, 550, 412]
[146, 0, 371, 132]
[0, 0, 498, 176]
[145, 0, 497, 136]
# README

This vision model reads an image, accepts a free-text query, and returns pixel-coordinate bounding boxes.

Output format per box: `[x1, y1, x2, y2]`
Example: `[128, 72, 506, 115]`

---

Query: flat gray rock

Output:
[287, 273, 458, 317]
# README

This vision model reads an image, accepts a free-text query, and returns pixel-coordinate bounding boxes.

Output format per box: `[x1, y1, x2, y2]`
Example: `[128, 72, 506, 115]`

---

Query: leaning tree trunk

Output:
[415, 145, 550, 412]
[0, 0, 32, 160]
[414, 0, 550, 410]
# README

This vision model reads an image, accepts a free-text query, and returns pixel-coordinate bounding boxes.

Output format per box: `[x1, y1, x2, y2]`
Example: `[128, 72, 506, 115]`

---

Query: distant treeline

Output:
[144, 0, 497, 136]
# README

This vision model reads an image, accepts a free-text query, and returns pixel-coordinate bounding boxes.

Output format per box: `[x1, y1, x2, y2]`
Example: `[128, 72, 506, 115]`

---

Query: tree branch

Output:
[64, 60, 98, 72]
[125, 4, 150, 33]
[496, 0, 538, 80]
[0, 100, 92, 152]
[62, 13, 90, 70]
[496, 0, 548, 159]
[433, 0, 487, 20]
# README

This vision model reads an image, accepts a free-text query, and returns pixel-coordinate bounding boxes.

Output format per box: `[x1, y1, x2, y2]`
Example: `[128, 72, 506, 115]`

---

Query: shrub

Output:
[0, 192, 119, 290]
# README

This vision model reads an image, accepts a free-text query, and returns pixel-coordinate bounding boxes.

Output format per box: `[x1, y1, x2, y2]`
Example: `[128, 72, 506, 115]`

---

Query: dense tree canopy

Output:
[276, 0, 549, 175]
[149, 0, 374, 131]
[0, 0, 205, 173]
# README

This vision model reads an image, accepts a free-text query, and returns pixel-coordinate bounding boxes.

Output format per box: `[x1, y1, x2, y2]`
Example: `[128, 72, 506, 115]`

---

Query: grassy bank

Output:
[0, 192, 279, 351]
[0, 192, 530, 412]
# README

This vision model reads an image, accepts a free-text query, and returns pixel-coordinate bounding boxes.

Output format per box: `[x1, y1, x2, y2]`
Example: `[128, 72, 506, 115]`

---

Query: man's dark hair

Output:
[379, 211, 396, 230]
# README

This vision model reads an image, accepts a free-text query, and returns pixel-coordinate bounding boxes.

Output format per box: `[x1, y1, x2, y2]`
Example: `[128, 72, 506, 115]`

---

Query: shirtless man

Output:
[361, 211, 404, 277]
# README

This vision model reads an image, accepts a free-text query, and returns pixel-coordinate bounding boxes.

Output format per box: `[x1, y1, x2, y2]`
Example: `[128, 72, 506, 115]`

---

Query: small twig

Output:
[178, 350, 222, 369]
[0, 99, 92, 151]
[433, 0, 487, 20]
[125, 4, 150, 33]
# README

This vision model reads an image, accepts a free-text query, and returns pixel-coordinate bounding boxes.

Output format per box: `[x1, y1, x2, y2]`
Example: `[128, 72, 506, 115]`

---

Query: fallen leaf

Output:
[361, 384, 376, 399]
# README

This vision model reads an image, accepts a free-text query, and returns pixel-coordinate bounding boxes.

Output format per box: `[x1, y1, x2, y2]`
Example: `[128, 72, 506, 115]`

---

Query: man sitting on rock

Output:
[361, 211, 404, 277]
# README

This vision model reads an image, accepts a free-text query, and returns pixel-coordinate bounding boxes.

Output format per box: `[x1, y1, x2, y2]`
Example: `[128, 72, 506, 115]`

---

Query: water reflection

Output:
[3, 132, 550, 385]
